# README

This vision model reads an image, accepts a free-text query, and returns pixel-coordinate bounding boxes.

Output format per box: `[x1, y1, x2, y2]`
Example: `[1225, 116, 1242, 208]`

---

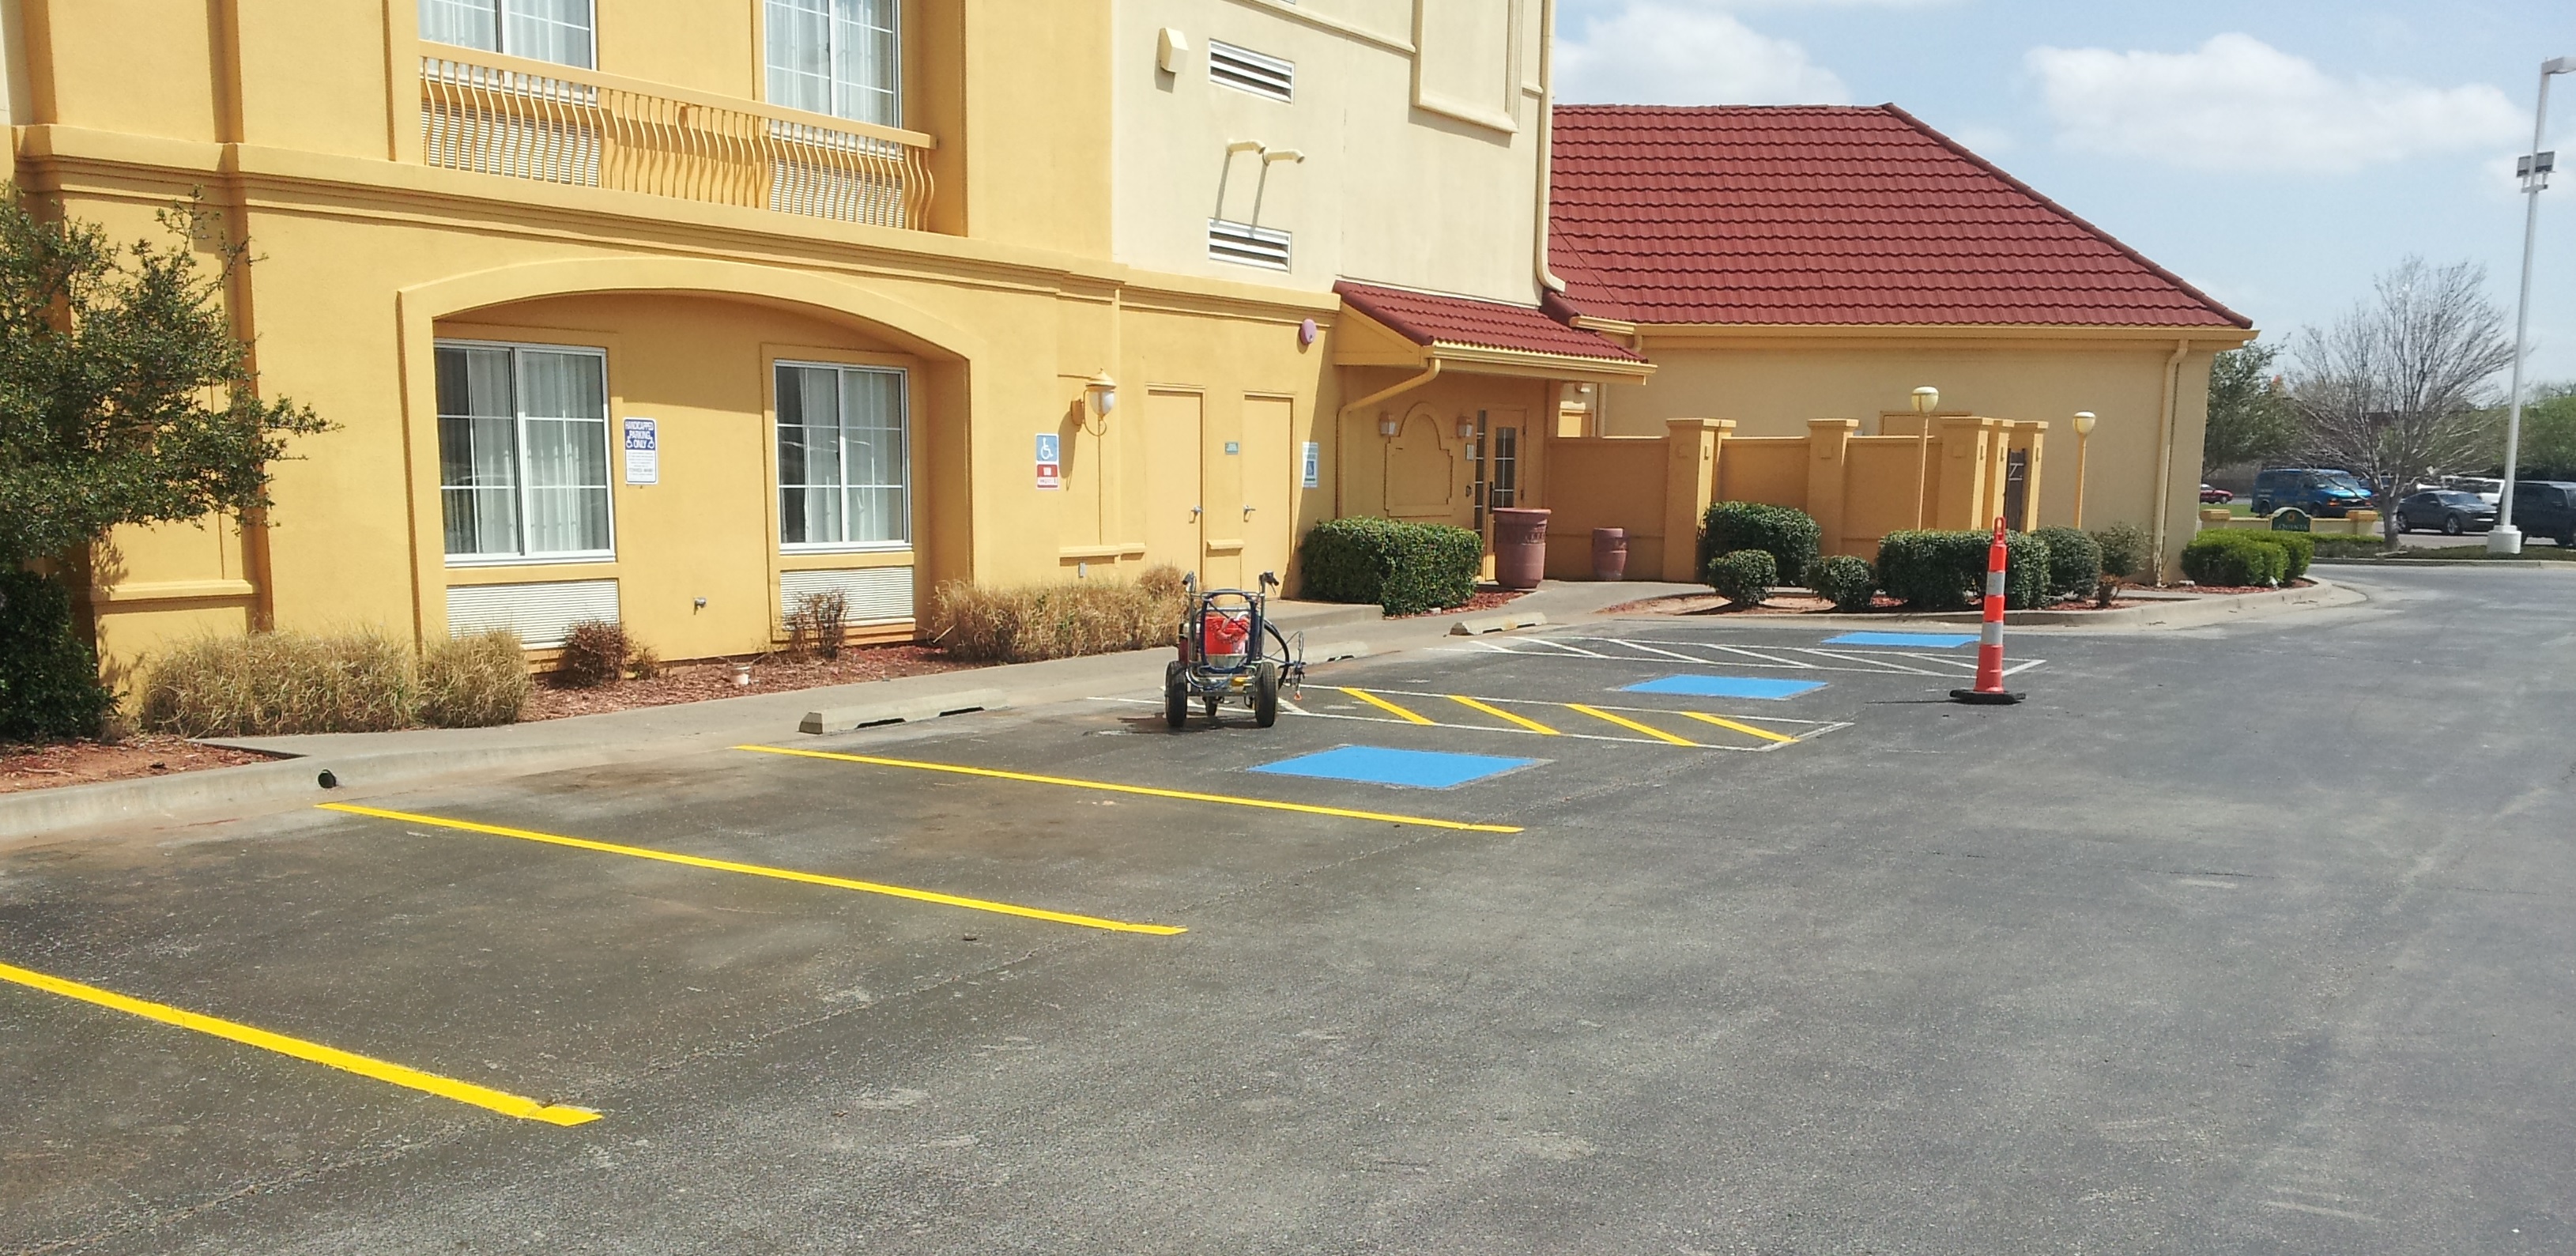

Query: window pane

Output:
[767, 0, 834, 115]
[502, 0, 593, 68]
[515, 350, 608, 555]
[834, 0, 900, 126]
[420, 0, 499, 51]
[436, 345, 519, 556]
[838, 367, 907, 543]
[777, 364, 844, 545]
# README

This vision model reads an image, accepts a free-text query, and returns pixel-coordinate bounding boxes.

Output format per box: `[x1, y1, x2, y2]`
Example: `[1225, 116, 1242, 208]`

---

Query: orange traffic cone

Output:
[1950, 516, 2024, 705]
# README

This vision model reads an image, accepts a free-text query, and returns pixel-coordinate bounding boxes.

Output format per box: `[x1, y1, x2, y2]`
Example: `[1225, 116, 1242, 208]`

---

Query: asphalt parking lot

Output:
[4, 566, 2572, 1254]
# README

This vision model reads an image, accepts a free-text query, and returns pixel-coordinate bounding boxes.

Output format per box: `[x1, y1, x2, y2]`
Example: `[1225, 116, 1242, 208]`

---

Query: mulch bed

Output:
[0, 734, 281, 795]
[523, 644, 982, 721]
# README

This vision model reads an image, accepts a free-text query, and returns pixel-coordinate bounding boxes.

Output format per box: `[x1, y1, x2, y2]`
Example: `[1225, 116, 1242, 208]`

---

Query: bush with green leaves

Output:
[2032, 526, 2102, 600]
[1707, 549, 1777, 606]
[2180, 531, 2291, 586]
[1299, 517, 1483, 616]
[1805, 553, 1876, 611]
[0, 570, 115, 740]
[2092, 522, 2151, 580]
[2259, 529, 2314, 579]
[1698, 501, 1822, 587]
[1874, 530, 2050, 610]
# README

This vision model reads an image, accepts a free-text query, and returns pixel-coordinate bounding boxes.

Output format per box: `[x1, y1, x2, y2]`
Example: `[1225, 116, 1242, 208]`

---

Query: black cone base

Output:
[1949, 688, 2023, 705]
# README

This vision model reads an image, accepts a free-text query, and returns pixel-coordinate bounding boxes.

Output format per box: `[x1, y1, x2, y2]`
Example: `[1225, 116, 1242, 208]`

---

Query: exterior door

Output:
[1145, 390, 1204, 575]
[1239, 394, 1294, 584]
[1201, 397, 1244, 589]
[1476, 409, 1525, 547]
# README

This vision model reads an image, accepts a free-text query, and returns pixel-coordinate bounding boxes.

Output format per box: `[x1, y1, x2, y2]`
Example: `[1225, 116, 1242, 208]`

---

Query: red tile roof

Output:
[1548, 104, 2250, 329]
[1334, 280, 1647, 363]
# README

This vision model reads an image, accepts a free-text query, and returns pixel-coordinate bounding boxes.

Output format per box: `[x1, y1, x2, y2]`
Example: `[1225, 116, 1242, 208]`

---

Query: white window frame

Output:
[418, 0, 598, 70]
[436, 339, 617, 568]
[764, 0, 903, 128]
[774, 360, 914, 554]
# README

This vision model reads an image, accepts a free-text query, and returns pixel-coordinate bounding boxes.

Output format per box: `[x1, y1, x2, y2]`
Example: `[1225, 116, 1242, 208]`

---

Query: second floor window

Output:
[767, 0, 900, 127]
[421, 0, 595, 70]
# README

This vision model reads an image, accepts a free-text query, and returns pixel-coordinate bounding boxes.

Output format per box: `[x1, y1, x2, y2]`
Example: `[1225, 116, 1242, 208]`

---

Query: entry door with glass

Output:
[1473, 408, 1524, 543]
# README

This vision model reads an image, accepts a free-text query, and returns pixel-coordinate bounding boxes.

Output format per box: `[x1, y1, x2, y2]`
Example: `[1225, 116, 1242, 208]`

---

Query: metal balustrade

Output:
[418, 55, 933, 230]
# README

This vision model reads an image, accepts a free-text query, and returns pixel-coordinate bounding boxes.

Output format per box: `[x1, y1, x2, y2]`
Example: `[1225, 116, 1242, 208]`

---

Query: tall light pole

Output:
[2069, 411, 2098, 527]
[2490, 55, 2574, 556]
[1910, 386, 1940, 528]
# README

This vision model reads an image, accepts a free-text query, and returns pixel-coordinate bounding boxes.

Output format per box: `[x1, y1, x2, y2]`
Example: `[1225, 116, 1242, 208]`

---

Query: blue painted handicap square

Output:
[1251, 745, 1537, 790]
[1621, 674, 1824, 700]
[1822, 631, 1978, 648]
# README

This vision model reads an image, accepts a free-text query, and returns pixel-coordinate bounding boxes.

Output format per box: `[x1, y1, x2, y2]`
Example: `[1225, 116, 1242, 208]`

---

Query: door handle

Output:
[1190, 505, 1203, 519]
[1242, 504, 1256, 518]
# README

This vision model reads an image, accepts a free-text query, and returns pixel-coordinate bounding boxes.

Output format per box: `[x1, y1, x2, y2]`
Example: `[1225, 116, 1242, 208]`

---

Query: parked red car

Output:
[2200, 484, 2235, 504]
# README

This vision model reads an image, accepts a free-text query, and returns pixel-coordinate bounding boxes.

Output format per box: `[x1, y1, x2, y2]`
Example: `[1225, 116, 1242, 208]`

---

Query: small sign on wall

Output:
[1302, 441, 1321, 488]
[623, 417, 658, 485]
[1035, 432, 1062, 490]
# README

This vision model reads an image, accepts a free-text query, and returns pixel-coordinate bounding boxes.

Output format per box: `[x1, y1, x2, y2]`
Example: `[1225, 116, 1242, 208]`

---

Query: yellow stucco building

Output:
[2, 4, 2250, 688]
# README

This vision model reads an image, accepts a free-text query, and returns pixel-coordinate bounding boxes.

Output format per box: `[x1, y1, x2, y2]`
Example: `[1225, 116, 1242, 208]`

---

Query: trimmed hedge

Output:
[1805, 554, 1876, 612]
[2181, 531, 2290, 586]
[2261, 530, 2314, 579]
[1707, 549, 1777, 606]
[1876, 529, 2050, 610]
[2033, 526, 2103, 601]
[1699, 502, 1822, 587]
[1299, 517, 1483, 616]
[0, 571, 115, 741]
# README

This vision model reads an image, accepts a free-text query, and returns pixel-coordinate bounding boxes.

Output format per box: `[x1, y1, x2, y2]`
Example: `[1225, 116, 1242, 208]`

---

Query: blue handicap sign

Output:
[1034, 433, 1060, 462]
[1250, 745, 1537, 790]
[1620, 675, 1825, 700]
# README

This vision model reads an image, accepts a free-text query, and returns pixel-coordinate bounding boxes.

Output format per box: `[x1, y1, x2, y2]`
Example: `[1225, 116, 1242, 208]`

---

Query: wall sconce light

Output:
[1082, 372, 1117, 436]
[1910, 386, 1940, 414]
[1378, 413, 1401, 438]
[1455, 416, 1477, 442]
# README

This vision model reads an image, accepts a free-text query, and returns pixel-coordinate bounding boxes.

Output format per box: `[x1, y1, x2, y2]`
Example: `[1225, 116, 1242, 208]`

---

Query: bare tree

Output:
[2289, 257, 2515, 543]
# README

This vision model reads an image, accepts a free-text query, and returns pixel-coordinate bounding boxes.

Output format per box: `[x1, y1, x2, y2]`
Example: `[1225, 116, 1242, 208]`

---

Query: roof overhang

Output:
[1628, 322, 2261, 351]
[1333, 306, 1656, 383]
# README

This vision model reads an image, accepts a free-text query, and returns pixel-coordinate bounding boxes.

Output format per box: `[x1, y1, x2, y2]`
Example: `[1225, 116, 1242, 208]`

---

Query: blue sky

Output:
[1555, 0, 2576, 386]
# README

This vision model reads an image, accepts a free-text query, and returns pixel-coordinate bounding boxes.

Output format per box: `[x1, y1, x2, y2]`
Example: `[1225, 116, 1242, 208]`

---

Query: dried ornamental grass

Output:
[786, 589, 849, 660]
[931, 566, 1193, 664]
[138, 628, 417, 737]
[418, 630, 531, 727]
[553, 619, 629, 688]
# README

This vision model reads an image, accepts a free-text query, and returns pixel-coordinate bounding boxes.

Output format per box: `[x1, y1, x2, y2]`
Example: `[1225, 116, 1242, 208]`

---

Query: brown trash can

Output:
[1491, 507, 1549, 590]
[1590, 527, 1628, 581]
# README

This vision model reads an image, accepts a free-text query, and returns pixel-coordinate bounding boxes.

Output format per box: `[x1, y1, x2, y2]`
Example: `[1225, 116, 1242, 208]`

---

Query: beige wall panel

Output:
[32, 0, 219, 138]
[1414, 0, 1514, 122]
[596, 0, 756, 96]
[234, 1, 386, 155]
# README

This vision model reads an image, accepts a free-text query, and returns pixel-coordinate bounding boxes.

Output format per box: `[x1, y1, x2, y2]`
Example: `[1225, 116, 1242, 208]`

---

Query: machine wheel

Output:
[2443, 515, 2465, 535]
[1164, 662, 1190, 730]
[1203, 695, 1221, 722]
[1253, 662, 1280, 728]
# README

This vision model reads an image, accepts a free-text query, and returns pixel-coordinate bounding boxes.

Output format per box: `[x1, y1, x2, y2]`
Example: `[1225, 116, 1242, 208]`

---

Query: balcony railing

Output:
[418, 55, 933, 230]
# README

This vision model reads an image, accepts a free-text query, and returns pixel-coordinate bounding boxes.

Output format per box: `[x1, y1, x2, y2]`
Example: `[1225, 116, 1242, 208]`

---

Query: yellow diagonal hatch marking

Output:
[1683, 711, 1798, 745]
[1446, 694, 1562, 735]
[1340, 688, 1435, 725]
[1563, 703, 1700, 747]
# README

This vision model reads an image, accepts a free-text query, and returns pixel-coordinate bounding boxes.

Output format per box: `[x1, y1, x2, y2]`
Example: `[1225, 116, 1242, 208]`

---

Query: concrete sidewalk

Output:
[1, 581, 1693, 843]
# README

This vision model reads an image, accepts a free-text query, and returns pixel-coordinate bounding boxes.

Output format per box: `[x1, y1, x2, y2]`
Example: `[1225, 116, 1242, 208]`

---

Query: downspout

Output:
[1335, 360, 1443, 518]
[2150, 338, 2188, 584]
[1532, 0, 1564, 295]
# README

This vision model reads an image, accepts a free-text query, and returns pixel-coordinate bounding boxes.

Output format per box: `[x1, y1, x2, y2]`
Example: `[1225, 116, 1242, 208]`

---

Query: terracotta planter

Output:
[1590, 527, 1627, 581]
[1492, 507, 1549, 590]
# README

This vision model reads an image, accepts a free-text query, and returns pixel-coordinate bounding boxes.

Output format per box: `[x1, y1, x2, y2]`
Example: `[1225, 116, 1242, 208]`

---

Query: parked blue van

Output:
[2250, 467, 2374, 518]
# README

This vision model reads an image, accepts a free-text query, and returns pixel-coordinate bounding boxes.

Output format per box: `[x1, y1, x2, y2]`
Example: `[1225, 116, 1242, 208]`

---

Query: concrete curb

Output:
[1449, 611, 1550, 636]
[2314, 556, 2575, 569]
[798, 687, 1008, 735]
[1598, 578, 2363, 630]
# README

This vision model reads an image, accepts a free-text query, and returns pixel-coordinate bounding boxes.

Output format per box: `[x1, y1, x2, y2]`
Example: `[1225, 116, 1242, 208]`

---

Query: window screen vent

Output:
[1207, 219, 1292, 270]
[1208, 40, 1293, 102]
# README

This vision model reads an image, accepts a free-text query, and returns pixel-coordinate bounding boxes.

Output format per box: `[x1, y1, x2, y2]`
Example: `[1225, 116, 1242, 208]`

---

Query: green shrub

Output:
[2033, 526, 2102, 601]
[138, 628, 416, 737]
[2180, 531, 2289, 586]
[2093, 522, 2151, 580]
[418, 630, 530, 728]
[1707, 549, 1777, 606]
[1699, 502, 1823, 586]
[1805, 554, 1876, 612]
[1875, 530, 2050, 610]
[930, 566, 1194, 664]
[2261, 530, 2314, 579]
[0, 570, 115, 741]
[1299, 518, 1482, 616]
[2306, 534, 2389, 558]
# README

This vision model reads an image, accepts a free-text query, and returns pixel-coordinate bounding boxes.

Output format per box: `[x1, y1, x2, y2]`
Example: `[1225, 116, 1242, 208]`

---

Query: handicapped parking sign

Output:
[1035, 432, 1061, 490]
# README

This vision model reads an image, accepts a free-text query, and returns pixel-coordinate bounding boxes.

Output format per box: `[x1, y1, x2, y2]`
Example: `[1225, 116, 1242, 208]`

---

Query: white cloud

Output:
[2026, 33, 2523, 174]
[1556, 2, 1849, 105]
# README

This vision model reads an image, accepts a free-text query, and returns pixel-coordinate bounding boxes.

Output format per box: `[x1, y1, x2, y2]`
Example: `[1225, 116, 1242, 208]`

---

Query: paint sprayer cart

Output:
[1166, 571, 1305, 729]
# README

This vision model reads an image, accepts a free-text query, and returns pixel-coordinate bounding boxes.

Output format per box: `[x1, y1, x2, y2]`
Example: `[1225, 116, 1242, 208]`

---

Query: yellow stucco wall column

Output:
[1936, 416, 1997, 530]
[1805, 419, 1858, 556]
[1662, 417, 1732, 581]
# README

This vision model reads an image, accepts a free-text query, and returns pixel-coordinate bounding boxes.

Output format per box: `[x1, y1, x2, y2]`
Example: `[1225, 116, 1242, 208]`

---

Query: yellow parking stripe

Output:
[1340, 687, 1435, 725]
[1447, 694, 1561, 736]
[319, 802, 1185, 936]
[0, 958, 598, 1126]
[734, 745, 1522, 834]
[1563, 703, 1699, 747]
[1683, 711, 1799, 745]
